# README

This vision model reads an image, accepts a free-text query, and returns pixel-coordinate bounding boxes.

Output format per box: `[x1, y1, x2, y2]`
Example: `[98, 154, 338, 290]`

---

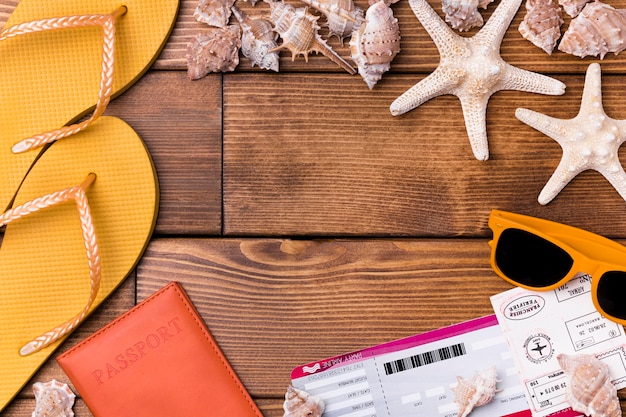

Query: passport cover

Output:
[57, 282, 263, 417]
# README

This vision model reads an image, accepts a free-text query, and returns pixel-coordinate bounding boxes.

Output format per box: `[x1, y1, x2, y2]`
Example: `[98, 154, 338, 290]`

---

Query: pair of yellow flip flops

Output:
[0, 0, 179, 410]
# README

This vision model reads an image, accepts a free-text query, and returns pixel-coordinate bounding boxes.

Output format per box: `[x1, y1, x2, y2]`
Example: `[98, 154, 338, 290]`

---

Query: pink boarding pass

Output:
[291, 315, 583, 417]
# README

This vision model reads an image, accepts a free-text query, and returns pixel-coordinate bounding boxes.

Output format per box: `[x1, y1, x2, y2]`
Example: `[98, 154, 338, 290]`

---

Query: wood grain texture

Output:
[223, 72, 626, 237]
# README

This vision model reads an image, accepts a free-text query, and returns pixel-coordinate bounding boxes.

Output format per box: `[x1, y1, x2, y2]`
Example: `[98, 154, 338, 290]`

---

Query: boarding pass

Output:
[291, 315, 541, 417]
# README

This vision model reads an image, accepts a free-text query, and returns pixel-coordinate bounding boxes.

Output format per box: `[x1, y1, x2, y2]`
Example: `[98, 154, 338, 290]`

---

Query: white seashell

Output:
[267, 1, 356, 74]
[558, 0, 591, 17]
[298, 0, 365, 44]
[32, 380, 76, 417]
[557, 353, 621, 417]
[518, 0, 564, 54]
[349, 0, 401, 89]
[558, 0, 626, 59]
[194, 0, 236, 28]
[441, 0, 494, 31]
[186, 26, 242, 79]
[232, 6, 280, 71]
[283, 386, 325, 417]
[451, 366, 499, 417]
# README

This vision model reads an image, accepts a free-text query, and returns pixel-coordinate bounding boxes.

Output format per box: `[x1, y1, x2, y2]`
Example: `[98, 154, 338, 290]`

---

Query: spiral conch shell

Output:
[186, 26, 242, 79]
[519, 0, 564, 54]
[299, 0, 365, 43]
[441, 0, 495, 31]
[558, 0, 626, 59]
[32, 380, 76, 417]
[557, 353, 620, 417]
[349, 0, 401, 89]
[283, 386, 325, 417]
[232, 6, 280, 71]
[558, 0, 591, 17]
[194, 0, 236, 27]
[268, 1, 356, 74]
[451, 366, 499, 417]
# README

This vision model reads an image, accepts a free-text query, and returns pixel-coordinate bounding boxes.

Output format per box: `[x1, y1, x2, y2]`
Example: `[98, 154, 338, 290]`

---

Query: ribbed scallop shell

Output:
[194, 0, 236, 28]
[441, 0, 494, 31]
[283, 386, 325, 417]
[268, 1, 356, 74]
[558, 0, 591, 17]
[232, 6, 280, 71]
[557, 353, 620, 417]
[519, 0, 564, 54]
[349, 0, 401, 89]
[558, 0, 626, 59]
[451, 366, 499, 417]
[32, 380, 76, 417]
[186, 26, 242, 79]
[299, 0, 365, 43]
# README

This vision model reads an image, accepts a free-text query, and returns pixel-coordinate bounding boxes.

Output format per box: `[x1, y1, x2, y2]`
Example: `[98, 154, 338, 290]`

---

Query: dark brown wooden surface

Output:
[4, 0, 626, 415]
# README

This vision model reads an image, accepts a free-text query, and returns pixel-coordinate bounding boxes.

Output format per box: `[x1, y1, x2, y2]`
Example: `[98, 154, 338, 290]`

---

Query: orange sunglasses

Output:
[488, 210, 626, 325]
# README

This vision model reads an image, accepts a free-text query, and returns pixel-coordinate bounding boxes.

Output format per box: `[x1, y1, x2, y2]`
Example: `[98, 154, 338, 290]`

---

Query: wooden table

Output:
[3, 0, 626, 414]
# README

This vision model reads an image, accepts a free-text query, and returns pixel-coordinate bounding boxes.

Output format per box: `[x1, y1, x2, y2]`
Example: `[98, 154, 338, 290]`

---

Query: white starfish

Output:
[516, 63, 626, 205]
[389, 0, 566, 161]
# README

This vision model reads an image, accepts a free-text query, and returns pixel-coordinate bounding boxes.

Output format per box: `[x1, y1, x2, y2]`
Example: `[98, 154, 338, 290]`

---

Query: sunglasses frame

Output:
[488, 209, 626, 324]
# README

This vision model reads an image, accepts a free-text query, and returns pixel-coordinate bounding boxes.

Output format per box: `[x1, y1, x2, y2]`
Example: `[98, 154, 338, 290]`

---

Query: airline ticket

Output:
[491, 273, 626, 417]
[291, 315, 551, 417]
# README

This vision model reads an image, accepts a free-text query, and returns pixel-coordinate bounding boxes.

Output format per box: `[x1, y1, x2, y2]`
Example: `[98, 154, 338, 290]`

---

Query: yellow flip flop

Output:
[0, 116, 158, 411]
[0, 0, 178, 211]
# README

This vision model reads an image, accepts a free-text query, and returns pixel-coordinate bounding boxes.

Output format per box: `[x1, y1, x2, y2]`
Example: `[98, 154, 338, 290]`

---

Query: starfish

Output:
[389, 0, 566, 161]
[516, 63, 626, 205]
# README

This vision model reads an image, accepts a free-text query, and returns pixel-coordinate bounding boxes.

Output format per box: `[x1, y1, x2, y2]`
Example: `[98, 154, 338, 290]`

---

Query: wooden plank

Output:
[104, 71, 223, 236]
[223, 72, 626, 237]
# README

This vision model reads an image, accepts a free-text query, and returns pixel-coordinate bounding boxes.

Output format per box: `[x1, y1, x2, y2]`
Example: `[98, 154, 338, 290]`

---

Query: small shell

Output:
[283, 386, 325, 417]
[268, 2, 356, 74]
[557, 353, 620, 417]
[558, 1, 626, 59]
[32, 380, 76, 417]
[232, 6, 280, 71]
[186, 26, 242, 79]
[441, 0, 495, 31]
[298, 0, 365, 43]
[518, 0, 564, 54]
[350, 0, 401, 89]
[558, 0, 591, 17]
[451, 366, 499, 417]
[194, 0, 236, 28]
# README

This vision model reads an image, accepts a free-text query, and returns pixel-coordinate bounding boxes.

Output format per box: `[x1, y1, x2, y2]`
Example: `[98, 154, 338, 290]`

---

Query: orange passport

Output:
[57, 282, 263, 417]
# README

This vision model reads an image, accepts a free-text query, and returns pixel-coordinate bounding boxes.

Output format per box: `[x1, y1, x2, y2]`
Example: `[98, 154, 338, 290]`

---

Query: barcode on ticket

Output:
[383, 343, 467, 375]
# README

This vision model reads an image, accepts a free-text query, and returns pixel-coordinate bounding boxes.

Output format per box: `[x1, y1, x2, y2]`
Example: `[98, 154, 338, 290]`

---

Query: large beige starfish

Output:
[390, 0, 566, 161]
[516, 63, 626, 205]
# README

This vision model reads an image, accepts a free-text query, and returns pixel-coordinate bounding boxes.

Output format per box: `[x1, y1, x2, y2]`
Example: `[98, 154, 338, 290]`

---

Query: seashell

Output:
[557, 353, 620, 417]
[451, 366, 499, 417]
[441, 0, 495, 31]
[186, 26, 242, 79]
[267, 1, 356, 74]
[558, 0, 591, 17]
[350, 0, 401, 89]
[194, 0, 236, 28]
[518, 0, 564, 54]
[283, 386, 325, 417]
[558, 1, 626, 59]
[298, 0, 365, 44]
[232, 6, 280, 71]
[32, 379, 76, 417]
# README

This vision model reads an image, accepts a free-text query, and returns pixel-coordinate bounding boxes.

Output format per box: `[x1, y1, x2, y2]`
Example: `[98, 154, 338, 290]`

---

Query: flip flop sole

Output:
[0, 0, 178, 210]
[0, 116, 159, 410]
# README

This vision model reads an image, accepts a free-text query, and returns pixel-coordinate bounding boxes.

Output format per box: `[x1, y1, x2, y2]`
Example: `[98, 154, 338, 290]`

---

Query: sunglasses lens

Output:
[597, 271, 626, 320]
[495, 228, 574, 287]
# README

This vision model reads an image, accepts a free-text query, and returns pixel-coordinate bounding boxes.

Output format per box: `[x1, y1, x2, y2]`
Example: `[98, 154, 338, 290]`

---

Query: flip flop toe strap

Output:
[0, 174, 101, 356]
[0, 6, 127, 154]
